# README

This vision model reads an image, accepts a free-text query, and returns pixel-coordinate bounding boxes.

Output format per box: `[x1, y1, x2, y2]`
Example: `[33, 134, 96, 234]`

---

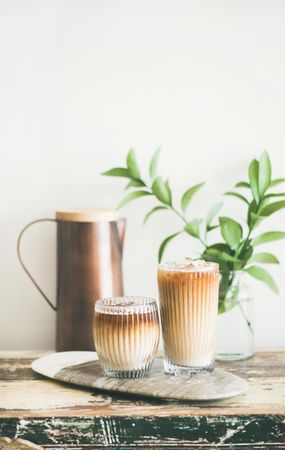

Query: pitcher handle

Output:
[17, 218, 57, 311]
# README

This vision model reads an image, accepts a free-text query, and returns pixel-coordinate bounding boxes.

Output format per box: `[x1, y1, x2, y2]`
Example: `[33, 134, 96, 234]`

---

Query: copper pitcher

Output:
[17, 209, 126, 351]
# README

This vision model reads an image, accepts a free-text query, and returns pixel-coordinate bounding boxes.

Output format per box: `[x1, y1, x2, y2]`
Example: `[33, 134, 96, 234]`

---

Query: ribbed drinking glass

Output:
[93, 296, 160, 378]
[158, 259, 220, 375]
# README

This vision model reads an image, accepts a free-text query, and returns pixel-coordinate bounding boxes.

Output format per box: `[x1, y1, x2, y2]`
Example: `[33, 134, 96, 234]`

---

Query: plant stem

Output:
[171, 206, 187, 224]
[238, 301, 254, 335]
[144, 179, 210, 249]
[237, 228, 253, 259]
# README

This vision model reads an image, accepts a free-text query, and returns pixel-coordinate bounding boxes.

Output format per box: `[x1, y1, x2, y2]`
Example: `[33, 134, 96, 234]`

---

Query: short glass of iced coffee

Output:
[93, 296, 160, 378]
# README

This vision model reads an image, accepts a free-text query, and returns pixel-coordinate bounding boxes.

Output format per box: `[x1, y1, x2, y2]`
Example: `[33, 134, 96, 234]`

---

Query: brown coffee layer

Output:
[94, 311, 158, 330]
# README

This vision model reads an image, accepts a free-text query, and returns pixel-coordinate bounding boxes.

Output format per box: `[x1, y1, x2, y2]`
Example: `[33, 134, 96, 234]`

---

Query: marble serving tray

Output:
[32, 352, 248, 402]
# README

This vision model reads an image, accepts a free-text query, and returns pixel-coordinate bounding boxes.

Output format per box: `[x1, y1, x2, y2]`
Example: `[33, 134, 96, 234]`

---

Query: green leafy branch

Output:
[102, 149, 285, 313]
[214, 151, 285, 296]
[103, 148, 207, 257]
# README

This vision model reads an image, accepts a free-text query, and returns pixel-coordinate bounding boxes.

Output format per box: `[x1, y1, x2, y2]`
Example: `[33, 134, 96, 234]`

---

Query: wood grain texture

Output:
[0, 351, 285, 448]
[34, 447, 285, 450]
[31, 352, 248, 402]
[1, 415, 285, 448]
[1, 351, 285, 417]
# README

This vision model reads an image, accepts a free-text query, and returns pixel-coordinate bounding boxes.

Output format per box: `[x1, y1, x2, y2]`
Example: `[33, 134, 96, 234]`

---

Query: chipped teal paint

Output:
[0, 416, 285, 447]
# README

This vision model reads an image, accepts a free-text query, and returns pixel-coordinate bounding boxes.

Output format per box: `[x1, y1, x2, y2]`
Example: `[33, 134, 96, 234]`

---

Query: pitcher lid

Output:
[56, 209, 119, 222]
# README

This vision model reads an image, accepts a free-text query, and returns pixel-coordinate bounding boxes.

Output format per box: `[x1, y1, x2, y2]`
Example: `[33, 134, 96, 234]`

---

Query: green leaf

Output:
[265, 192, 285, 198]
[245, 266, 279, 294]
[259, 200, 285, 217]
[248, 159, 260, 203]
[102, 167, 130, 178]
[181, 182, 205, 214]
[235, 181, 250, 188]
[247, 200, 258, 227]
[152, 177, 172, 205]
[258, 150, 271, 196]
[125, 179, 145, 189]
[143, 206, 168, 224]
[184, 218, 203, 238]
[206, 202, 223, 231]
[269, 178, 285, 188]
[165, 179, 172, 206]
[219, 217, 243, 251]
[126, 149, 140, 179]
[219, 292, 239, 314]
[252, 231, 285, 246]
[207, 224, 220, 232]
[249, 252, 280, 264]
[158, 232, 180, 263]
[149, 148, 160, 180]
[206, 248, 242, 263]
[224, 191, 249, 204]
[204, 244, 242, 271]
[206, 243, 233, 253]
[204, 243, 233, 263]
[117, 190, 151, 209]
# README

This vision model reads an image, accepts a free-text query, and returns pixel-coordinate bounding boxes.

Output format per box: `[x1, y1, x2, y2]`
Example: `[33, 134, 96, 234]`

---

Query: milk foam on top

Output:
[95, 296, 158, 315]
[159, 258, 219, 272]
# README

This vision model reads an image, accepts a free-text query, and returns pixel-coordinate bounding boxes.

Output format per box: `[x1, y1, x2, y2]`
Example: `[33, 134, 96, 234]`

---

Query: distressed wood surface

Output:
[31, 352, 248, 402]
[0, 351, 284, 417]
[0, 351, 285, 448]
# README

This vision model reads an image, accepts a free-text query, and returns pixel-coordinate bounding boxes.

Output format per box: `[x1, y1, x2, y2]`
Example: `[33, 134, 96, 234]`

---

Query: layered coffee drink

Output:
[158, 259, 220, 375]
[93, 297, 160, 378]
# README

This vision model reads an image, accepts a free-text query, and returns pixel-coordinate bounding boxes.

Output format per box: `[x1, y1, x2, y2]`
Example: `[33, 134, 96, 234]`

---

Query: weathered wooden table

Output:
[0, 351, 284, 449]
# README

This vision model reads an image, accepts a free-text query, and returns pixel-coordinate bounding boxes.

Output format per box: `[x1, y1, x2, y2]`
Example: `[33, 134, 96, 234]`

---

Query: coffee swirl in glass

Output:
[158, 259, 220, 375]
[93, 296, 160, 378]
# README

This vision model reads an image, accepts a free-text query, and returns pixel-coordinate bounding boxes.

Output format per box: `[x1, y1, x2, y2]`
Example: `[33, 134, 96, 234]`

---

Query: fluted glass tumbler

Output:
[158, 260, 220, 375]
[93, 296, 160, 378]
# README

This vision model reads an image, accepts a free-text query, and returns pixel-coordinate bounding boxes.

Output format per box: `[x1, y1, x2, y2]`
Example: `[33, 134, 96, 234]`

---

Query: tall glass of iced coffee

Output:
[158, 259, 220, 375]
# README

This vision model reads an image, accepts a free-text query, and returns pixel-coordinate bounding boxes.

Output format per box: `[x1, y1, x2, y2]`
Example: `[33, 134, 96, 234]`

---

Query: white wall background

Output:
[0, 0, 284, 350]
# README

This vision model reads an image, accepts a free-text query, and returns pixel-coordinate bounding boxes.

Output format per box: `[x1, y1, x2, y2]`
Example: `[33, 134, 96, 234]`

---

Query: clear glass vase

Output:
[215, 272, 254, 361]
